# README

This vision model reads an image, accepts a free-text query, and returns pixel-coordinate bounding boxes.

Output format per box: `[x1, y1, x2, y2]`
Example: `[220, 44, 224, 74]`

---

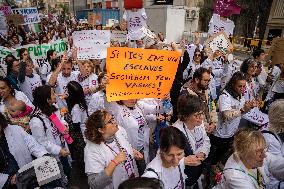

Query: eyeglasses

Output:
[194, 53, 201, 57]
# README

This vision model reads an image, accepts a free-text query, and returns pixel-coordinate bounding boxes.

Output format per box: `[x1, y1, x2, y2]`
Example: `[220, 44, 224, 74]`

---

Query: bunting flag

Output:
[213, 0, 241, 17]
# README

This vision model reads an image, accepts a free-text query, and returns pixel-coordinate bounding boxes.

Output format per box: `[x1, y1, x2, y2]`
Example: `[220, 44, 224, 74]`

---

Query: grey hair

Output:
[268, 100, 284, 134]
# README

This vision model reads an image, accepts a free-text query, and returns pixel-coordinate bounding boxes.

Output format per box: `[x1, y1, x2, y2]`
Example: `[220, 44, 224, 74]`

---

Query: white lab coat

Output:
[29, 109, 68, 156]
[263, 132, 284, 188]
[105, 101, 150, 163]
[0, 90, 34, 113]
[215, 154, 269, 189]
[173, 120, 211, 157]
[0, 125, 48, 188]
[84, 126, 138, 189]
[88, 91, 105, 115]
[143, 154, 186, 189]
[137, 98, 162, 130]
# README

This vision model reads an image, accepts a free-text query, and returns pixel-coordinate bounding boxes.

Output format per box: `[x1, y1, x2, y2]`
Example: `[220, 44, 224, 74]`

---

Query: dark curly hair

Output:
[85, 110, 108, 144]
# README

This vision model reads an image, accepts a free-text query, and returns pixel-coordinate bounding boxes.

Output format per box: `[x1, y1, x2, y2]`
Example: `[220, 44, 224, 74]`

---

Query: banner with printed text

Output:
[12, 7, 40, 24]
[73, 30, 111, 60]
[15, 39, 67, 59]
[0, 39, 66, 61]
[106, 47, 181, 101]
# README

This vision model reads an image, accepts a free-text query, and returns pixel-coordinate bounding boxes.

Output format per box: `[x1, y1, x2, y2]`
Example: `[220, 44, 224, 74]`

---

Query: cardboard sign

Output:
[111, 30, 127, 43]
[106, 47, 181, 101]
[0, 6, 12, 16]
[6, 14, 25, 26]
[12, 7, 40, 24]
[73, 30, 111, 60]
[204, 31, 233, 56]
[269, 37, 284, 65]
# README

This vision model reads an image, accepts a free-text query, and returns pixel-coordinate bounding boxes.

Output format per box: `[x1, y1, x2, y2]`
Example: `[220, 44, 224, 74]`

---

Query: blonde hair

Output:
[78, 60, 94, 73]
[233, 129, 266, 160]
[268, 100, 284, 134]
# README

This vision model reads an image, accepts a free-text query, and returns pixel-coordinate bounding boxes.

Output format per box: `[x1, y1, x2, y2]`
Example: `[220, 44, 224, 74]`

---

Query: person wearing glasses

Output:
[183, 48, 203, 81]
[173, 94, 211, 187]
[181, 67, 217, 134]
[215, 129, 280, 189]
[142, 127, 204, 189]
[84, 110, 142, 189]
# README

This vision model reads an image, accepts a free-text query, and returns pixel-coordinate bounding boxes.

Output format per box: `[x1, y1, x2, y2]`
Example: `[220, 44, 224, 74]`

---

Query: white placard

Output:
[73, 30, 111, 60]
[242, 107, 269, 126]
[33, 156, 61, 186]
[0, 12, 7, 36]
[12, 7, 40, 24]
[204, 31, 233, 55]
[111, 30, 127, 43]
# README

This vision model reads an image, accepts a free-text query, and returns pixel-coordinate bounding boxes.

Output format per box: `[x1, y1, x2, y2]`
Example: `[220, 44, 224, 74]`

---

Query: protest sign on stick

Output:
[204, 31, 233, 56]
[106, 47, 181, 101]
[6, 14, 25, 26]
[73, 30, 111, 60]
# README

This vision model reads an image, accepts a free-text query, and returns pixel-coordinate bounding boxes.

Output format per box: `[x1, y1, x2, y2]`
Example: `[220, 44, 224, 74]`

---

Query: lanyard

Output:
[224, 167, 264, 188]
[104, 137, 135, 179]
[183, 123, 191, 142]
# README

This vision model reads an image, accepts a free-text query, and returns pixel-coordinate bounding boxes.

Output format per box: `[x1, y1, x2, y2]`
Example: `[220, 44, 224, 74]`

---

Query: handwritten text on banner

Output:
[106, 47, 181, 101]
[73, 30, 111, 60]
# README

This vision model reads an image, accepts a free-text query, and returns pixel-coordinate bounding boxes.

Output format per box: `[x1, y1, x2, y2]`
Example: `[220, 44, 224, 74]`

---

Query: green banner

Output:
[16, 39, 67, 59]
[0, 46, 12, 64]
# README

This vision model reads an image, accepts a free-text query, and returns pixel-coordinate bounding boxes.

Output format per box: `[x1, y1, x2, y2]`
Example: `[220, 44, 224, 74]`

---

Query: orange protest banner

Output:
[106, 47, 181, 102]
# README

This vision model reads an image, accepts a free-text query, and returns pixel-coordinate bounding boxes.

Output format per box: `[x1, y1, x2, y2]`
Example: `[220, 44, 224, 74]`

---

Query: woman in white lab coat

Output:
[84, 110, 140, 189]
[142, 127, 204, 189]
[173, 94, 211, 187]
[264, 100, 284, 188]
[216, 129, 275, 189]
[0, 113, 48, 188]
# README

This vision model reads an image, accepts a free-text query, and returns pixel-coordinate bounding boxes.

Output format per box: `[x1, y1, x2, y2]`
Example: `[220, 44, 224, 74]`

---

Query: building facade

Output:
[265, 0, 284, 40]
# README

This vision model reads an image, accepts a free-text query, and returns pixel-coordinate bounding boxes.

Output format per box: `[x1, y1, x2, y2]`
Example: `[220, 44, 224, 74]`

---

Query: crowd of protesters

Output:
[0, 10, 283, 189]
